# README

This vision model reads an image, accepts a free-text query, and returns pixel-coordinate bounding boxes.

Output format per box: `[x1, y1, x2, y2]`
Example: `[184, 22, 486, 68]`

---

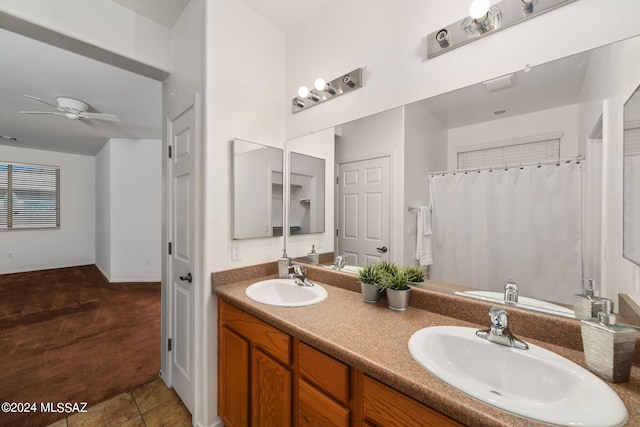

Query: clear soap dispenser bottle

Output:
[573, 278, 600, 318]
[580, 299, 636, 383]
[307, 245, 319, 265]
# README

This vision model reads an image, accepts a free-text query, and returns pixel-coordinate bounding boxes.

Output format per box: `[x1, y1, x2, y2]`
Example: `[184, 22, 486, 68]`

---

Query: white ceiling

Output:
[110, 0, 192, 28]
[0, 28, 162, 156]
[235, 0, 330, 31]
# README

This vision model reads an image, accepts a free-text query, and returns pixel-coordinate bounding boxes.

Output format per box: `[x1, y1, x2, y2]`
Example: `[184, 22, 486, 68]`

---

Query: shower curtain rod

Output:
[430, 155, 584, 177]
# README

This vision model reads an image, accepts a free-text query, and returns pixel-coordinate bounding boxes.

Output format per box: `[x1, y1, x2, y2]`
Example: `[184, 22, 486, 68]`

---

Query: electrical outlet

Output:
[232, 245, 241, 261]
[8, 252, 13, 258]
[145, 258, 151, 265]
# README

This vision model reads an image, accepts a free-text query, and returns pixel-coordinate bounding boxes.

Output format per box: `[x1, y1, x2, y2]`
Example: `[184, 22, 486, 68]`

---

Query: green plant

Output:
[379, 267, 409, 291]
[357, 263, 381, 285]
[404, 265, 425, 283]
[375, 261, 399, 276]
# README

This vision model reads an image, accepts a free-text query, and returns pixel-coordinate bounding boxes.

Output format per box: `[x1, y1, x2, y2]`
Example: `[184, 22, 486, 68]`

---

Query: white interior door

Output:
[337, 156, 390, 266]
[168, 101, 196, 414]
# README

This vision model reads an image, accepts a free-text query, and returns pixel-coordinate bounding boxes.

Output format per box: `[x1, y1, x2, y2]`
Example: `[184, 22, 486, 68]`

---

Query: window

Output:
[0, 161, 60, 230]
[457, 133, 562, 170]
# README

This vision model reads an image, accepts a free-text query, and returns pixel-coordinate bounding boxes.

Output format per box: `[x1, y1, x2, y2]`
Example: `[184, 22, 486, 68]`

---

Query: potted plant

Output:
[379, 266, 411, 311]
[357, 264, 382, 303]
[404, 264, 425, 287]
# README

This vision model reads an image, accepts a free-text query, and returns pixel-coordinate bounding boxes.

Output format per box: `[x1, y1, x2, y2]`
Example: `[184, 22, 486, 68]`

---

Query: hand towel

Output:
[415, 206, 433, 266]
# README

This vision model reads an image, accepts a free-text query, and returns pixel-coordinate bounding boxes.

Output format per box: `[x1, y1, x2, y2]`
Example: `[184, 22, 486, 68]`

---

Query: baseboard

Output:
[95, 264, 160, 284]
[0, 263, 94, 276]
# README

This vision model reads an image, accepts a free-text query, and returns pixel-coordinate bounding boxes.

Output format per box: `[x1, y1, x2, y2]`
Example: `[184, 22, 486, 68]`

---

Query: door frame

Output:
[161, 92, 203, 419]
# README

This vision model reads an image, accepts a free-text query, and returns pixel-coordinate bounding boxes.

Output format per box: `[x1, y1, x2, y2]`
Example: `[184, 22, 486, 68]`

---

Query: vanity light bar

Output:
[292, 68, 363, 114]
[426, 0, 577, 59]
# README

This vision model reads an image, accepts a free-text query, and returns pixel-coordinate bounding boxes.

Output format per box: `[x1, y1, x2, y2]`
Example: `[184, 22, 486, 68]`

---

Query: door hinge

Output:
[168, 145, 172, 158]
[336, 229, 339, 237]
[168, 242, 172, 255]
[336, 176, 339, 185]
[168, 338, 172, 351]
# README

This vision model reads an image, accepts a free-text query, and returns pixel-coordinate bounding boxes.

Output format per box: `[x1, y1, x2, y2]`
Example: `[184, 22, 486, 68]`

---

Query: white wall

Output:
[577, 36, 640, 301]
[0, 0, 170, 74]
[0, 145, 95, 273]
[286, 127, 335, 259]
[94, 139, 162, 282]
[206, 0, 286, 273]
[95, 142, 111, 276]
[403, 102, 447, 265]
[446, 104, 579, 170]
[285, 0, 640, 140]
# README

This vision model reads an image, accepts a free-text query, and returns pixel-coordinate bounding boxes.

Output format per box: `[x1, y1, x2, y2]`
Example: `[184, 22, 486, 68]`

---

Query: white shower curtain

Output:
[429, 163, 582, 305]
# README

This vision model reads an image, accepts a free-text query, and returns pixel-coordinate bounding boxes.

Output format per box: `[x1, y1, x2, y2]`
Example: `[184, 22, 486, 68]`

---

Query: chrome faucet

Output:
[476, 307, 529, 350]
[504, 279, 519, 305]
[288, 265, 315, 287]
[333, 255, 346, 270]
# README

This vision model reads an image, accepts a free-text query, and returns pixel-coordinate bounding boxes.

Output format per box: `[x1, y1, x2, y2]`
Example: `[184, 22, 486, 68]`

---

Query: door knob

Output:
[376, 246, 388, 253]
[179, 272, 193, 283]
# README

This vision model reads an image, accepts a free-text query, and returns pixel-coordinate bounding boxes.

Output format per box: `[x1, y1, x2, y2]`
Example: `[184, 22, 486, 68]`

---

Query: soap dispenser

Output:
[580, 299, 636, 383]
[307, 245, 319, 265]
[573, 278, 600, 318]
[278, 249, 289, 279]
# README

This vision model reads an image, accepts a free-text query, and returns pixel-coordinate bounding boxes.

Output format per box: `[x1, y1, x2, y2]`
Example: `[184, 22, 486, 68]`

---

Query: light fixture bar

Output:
[292, 68, 363, 114]
[426, 0, 576, 59]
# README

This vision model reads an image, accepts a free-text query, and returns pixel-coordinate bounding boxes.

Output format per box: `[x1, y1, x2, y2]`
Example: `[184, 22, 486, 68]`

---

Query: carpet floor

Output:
[0, 265, 161, 427]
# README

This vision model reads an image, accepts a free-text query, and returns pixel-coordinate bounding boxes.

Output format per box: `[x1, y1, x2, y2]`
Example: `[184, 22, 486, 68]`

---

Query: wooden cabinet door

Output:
[218, 326, 249, 427]
[363, 375, 463, 427]
[251, 348, 292, 427]
[298, 378, 350, 427]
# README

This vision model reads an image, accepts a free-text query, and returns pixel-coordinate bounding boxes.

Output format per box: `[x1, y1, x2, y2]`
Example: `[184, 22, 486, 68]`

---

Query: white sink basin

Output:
[455, 290, 576, 318]
[408, 326, 627, 427]
[245, 279, 328, 307]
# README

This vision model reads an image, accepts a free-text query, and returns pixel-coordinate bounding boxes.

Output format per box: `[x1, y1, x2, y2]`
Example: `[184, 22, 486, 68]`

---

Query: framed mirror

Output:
[232, 138, 283, 239]
[289, 152, 325, 235]
[623, 85, 640, 266]
[285, 35, 640, 326]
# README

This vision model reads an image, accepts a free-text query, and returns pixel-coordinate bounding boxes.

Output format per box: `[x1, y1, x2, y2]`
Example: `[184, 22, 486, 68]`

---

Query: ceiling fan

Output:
[20, 94, 120, 122]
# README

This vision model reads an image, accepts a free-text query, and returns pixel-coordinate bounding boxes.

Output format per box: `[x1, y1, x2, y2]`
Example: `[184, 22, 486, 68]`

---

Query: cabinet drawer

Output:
[219, 299, 290, 365]
[298, 341, 349, 404]
[298, 379, 349, 427]
[363, 375, 462, 427]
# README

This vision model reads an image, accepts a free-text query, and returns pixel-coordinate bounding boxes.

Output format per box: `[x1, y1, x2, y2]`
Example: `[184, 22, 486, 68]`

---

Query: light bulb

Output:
[298, 86, 309, 98]
[469, 0, 490, 20]
[314, 78, 326, 91]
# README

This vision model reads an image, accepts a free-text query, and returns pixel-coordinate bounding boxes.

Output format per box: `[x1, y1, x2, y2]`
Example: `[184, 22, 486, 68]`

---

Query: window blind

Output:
[457, 138, 561, 170]
[0, 162, 60, 230]
[625, 127, 640, 156]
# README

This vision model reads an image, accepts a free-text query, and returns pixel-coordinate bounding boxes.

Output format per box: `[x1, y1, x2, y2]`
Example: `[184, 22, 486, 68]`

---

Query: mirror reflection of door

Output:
[337, 156, 390, 266]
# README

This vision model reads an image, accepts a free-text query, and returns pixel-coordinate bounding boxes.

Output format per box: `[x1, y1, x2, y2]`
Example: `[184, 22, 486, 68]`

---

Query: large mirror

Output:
[232, 138, 283, 239]
[286, 35, 640, 326]
[624, 86, 640, 266]
[289, 152, 325, 235]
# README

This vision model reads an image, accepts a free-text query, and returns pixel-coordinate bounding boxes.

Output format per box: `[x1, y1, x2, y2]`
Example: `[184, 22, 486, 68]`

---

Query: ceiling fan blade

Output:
[24, 94, 59, 109]
[19, 111, 66, 116]
[84, 112, 120, 122]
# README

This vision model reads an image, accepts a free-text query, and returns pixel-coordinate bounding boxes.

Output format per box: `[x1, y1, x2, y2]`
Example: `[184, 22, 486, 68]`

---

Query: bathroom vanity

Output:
[213, 263, 640, 426]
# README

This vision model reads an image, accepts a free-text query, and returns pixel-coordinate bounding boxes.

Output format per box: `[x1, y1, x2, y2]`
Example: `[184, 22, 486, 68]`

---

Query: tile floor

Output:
[46, 378, 192, 427]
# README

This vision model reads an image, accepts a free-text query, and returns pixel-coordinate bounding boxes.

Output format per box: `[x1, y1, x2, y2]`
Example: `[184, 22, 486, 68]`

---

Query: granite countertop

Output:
[214, 276, 640, 427]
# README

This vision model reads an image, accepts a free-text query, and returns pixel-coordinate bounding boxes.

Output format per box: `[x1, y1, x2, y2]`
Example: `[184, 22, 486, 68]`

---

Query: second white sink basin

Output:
[408, 326, 627, 427]
[245, 279, 327, 307]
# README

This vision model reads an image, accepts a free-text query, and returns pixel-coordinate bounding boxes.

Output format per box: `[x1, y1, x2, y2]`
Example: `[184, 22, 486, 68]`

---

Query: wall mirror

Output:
[289, 152, 325, 235]
[623, 85, 640, 267]
[285, 35, 640, 327]
[232, 138, 283, 239]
